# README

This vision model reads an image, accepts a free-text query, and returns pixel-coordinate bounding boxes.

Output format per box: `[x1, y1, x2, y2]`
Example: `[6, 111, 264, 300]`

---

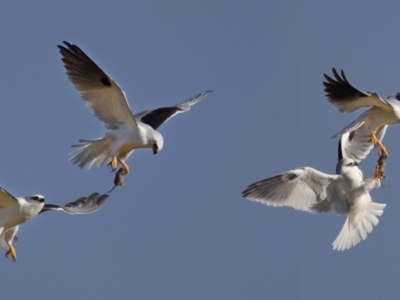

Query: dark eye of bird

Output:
[31, 196, 39, 201]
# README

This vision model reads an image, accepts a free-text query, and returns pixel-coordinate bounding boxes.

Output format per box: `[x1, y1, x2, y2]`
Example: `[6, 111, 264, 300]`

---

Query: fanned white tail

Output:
[332, 202, 386, 251]
[69, 137, 113, 169]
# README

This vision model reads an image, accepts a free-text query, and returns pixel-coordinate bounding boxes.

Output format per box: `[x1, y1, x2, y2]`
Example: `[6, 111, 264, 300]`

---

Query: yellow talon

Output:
[370, 133, 389, 158]
[107, 157, 118, 171]
[5, 243, 17, 262]
[378, 144, 389, 158]
[370, 133, 379, 146]
[118, 159, 130, 174]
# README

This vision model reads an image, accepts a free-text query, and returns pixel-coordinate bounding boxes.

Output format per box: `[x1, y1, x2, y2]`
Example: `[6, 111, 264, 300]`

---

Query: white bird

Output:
[242, 158, 386, 251]
[0, 189, 108, 262]
[58, 41, 212, 175]
[323, 68, 400, 165]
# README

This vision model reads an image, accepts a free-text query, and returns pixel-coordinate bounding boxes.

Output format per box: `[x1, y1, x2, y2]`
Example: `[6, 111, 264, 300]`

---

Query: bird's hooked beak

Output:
[152, 143, 159, 155]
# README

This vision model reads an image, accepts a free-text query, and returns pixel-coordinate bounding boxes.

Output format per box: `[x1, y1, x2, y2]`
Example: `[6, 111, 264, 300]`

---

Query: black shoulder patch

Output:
[338, 137, 343, 161]
[140, 107, 180, 130]
[395, 92, 400, 100]
[285, 173, 298, 181]
[348, 131, 355, 142]
[101, 77, 112, 87]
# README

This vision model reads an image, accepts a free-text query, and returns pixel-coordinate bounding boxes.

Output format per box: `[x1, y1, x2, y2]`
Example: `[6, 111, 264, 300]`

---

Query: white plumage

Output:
[323, 68, 400, 162]
[58, 41, 211, 174]
[242, 158, 385, 251]
[0, 189, 108, 262]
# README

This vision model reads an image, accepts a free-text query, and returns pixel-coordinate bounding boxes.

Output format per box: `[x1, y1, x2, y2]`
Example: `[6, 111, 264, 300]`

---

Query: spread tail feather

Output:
[69, 137, 113, 169]
[332, 202, 386, 251]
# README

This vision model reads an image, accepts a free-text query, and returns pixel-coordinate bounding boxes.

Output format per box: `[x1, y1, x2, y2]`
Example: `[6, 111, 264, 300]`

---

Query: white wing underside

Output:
[58, 41, 138, 130]
[242, 163, 386, 251]
[339, 124, 387, 163]
[323, 68, 392, 113]
[242, 167, 349, 215]
[0, 188, 19, 208]
[329, 92, 391, 113]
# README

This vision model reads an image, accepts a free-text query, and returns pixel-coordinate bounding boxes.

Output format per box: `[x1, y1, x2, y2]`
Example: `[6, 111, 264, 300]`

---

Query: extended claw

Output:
[107, 157, 118, 172]
[118, 159, 130, 174]
[370, 133, 380, 146]
[370, 133, 389, 158]
[5, 243, 17, 262]
[378, 144, 389, 158]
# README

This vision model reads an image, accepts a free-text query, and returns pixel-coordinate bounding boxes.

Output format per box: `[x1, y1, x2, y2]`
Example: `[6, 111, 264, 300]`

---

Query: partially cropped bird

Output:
[0, 189, 108, 262]
[323, 68, 400, 165]
[58, 41, 212, 175]
[242, 158, 385, 251]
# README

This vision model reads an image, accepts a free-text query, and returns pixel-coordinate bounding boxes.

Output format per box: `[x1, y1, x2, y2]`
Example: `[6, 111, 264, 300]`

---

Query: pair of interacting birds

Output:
[0, 41, 212, 262]
[243, 68, 400, 251]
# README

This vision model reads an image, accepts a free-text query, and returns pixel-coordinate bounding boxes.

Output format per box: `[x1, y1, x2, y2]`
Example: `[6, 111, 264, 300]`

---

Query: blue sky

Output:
[2, 1, 400, 299]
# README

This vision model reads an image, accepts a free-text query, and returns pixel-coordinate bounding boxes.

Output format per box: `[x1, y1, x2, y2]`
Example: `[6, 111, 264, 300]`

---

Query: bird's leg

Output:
[370, 133, 379, 146]
[5, 242, 17, 262]
[117, 159, 130, 174]
[107, 157, 118, 172]
[370, 133, 389, 158]
[378, 143, 389, 158]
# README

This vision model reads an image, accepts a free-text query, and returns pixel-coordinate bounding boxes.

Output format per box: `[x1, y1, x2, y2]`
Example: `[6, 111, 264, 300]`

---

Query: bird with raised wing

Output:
[323, 68, 400, 166]
[0, 189, 108, 262]
[242, 158, 385, 251]
[58, 41, 212, 175]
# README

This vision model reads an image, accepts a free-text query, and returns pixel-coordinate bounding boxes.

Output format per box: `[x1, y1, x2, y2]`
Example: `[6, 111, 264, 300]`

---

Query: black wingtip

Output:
[57, 41, 70, 51]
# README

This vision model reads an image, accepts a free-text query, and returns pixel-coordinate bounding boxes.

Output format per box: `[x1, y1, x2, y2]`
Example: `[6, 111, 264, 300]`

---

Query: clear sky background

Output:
[2, 1, 400, 299]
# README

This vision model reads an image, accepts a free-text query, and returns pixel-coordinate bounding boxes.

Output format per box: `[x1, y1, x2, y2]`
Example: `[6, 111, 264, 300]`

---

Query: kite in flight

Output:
[58, 41, 212, 176]
[323, 68, 400, 165]
[0, 188, 108, 262]
[242, 158, 385, 251]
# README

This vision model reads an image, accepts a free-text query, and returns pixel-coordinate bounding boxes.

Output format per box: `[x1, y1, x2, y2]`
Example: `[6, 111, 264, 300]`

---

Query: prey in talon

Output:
[323, 67, 400, 163]
[370, 134, 389, 158]
[374, 155, 388, 185]
[108, 168, 128, 193]
[107, 157, 130, 174]
[58, 41, 212, 180]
